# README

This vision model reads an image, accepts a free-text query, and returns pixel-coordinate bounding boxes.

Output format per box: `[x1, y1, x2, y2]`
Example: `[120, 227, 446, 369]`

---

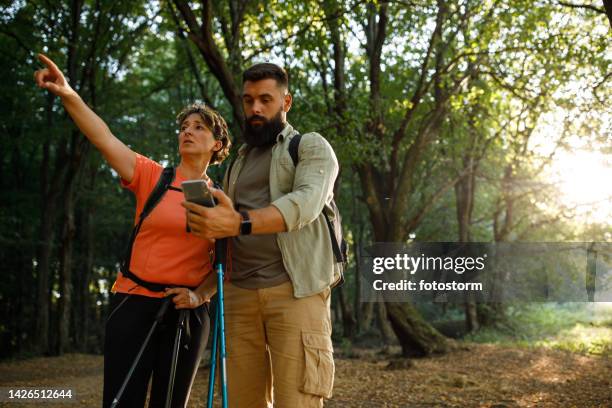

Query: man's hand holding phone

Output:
[181, 181, 241, 240]
[182, 180, 216, 208]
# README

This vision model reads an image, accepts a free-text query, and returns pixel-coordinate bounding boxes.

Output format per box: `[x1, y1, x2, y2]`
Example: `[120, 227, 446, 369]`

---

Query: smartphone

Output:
[182, 179, 215, 208]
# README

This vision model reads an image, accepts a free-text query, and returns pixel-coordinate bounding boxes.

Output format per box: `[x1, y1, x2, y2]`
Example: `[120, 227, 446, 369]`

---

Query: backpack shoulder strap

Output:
[288, 133, 302, 167]
[139, 166, 176, 221]
[225, 157, 236, 189]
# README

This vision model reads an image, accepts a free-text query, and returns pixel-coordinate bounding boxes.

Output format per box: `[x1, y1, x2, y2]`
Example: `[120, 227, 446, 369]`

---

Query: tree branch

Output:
[0, 28, 34, 55]
[168, 2, 216, 108]
[173, 0, 244, 130]
[404, 171, 463, 235]
[557, 1, 605, 14]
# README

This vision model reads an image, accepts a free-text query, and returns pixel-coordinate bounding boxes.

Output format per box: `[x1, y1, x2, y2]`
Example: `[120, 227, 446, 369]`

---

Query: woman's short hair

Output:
[176, 103, 231, 165]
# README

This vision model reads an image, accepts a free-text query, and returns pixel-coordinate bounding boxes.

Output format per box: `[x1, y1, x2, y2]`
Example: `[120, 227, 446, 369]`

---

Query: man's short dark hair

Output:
[242, 63, 288, 89]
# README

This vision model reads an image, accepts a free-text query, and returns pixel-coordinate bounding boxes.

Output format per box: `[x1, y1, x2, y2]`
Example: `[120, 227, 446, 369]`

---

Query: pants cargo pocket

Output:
[300, 330, 334, 398]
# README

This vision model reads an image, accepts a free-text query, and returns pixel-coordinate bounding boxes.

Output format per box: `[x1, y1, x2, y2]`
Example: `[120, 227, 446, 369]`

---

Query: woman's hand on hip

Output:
[164, 287, 208, 309]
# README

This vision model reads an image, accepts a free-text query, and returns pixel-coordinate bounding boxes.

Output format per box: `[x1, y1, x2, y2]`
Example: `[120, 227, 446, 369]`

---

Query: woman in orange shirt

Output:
[34, 54, 230, 407]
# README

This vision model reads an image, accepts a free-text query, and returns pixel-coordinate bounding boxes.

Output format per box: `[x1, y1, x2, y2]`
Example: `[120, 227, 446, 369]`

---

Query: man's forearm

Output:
[245, 205, 287, 235]
[183, 190, 288, 240]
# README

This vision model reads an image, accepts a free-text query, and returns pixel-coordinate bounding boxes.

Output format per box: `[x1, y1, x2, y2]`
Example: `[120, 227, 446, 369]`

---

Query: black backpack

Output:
[289, 134, 347, 287]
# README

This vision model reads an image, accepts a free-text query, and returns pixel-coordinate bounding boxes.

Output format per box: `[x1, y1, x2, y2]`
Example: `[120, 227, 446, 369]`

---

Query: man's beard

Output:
[243, 110, 286, 147]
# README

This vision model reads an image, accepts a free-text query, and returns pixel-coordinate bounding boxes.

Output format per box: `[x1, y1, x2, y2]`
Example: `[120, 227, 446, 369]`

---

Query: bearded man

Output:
[183, 63, 340, 407]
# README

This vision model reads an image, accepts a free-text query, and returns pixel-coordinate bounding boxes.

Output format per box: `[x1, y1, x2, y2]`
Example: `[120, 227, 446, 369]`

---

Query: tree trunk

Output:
[57, 173, 77, 354]
[35, 200, 56, 354]
[73, 163, 96, 352]
[375, 300, 395, 350]
[336, 286, 356, 339]
[371, 219, 450, 356]
[455, 167, 480, 332]
[35, 93, 63, 355]
[81, 202, 95, 351]
[57, 124, 89, 354]
[464, 299, 479, 332]
[355, 1, 452, 356]
[353, 240, 362, 333]
[386, 302, 449, 357]
[360, 302, 375, 334]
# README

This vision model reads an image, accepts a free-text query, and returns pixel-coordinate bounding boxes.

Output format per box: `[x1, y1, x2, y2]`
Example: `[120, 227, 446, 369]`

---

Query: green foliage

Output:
[465, 303, 612, 357]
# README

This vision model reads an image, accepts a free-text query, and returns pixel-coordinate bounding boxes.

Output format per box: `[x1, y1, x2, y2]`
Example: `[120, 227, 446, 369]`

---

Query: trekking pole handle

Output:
[214, 238, 227, 265]
[156, 295, 173, 321]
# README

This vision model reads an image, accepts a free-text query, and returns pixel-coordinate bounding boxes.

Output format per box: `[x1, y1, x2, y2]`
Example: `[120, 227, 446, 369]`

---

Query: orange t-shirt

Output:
[112, 154, 214, 298]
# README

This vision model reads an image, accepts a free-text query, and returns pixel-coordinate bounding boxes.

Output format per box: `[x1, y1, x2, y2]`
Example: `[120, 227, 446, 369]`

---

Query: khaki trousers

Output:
[223, 281, 334, 408]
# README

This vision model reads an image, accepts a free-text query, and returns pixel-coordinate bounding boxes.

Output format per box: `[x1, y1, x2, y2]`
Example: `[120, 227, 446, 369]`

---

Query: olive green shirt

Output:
[230, 145, 290, 289]
[224, 124, 341, 298]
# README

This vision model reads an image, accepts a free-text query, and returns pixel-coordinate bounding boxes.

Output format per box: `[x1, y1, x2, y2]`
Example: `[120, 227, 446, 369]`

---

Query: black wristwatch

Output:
[239, 210, 252, 235]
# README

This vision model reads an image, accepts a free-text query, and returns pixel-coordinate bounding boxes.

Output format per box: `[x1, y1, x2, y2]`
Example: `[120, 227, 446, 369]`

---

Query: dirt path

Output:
[0, 344, 609, 407]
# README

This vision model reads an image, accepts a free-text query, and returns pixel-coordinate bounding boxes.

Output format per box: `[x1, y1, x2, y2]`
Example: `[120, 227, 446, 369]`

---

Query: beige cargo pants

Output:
[223, 281, 334, 408]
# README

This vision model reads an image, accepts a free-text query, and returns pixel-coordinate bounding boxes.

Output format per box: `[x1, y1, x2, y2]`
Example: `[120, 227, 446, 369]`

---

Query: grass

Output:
[464, 302, 612, 357]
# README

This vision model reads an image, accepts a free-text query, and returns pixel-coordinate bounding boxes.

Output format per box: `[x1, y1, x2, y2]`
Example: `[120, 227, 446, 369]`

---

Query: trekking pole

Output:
[206, 297, 219, 408]
[111, 296, 173, 408]
[206, 238, 228, 408]
[165, 308, 189, 408]
[217, 239, 228, 408]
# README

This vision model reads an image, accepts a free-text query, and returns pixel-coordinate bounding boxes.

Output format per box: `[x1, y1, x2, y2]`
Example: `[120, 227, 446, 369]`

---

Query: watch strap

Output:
[239, 210, 252, 235]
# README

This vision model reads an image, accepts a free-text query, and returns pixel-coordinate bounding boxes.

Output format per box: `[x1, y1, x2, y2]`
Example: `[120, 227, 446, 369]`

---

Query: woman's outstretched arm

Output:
[34, 53, 136, 182]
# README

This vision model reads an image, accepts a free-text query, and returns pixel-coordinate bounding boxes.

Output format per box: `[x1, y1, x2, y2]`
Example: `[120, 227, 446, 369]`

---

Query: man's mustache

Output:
[247, 115, 267, 125]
